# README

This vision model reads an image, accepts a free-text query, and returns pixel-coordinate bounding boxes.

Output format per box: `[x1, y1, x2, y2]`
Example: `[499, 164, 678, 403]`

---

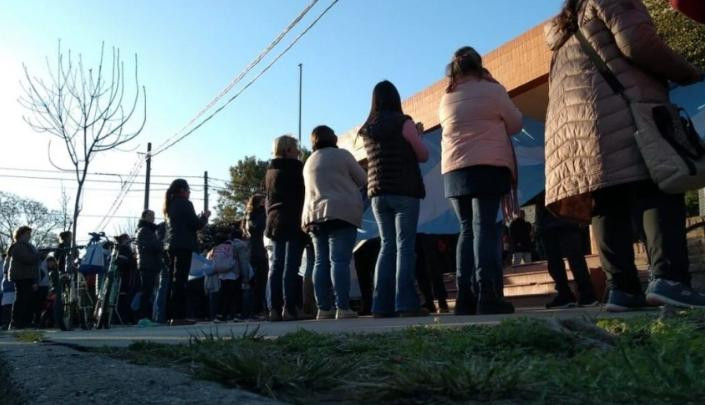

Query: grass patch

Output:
[13, 330, 44, 343]
[101, 311, 705, 404]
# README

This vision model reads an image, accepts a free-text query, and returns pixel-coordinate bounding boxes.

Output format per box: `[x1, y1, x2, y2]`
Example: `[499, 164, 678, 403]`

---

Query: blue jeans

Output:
[371, 195, 420, 313]
[269, 235, 304, 312]
[449, 195, 502, 296]
[310, 225, 357, 311]
[153, 262, 171, 323]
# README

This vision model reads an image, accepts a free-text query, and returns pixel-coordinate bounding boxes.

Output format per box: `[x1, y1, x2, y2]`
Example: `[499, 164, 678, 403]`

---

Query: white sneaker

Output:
[336, 308, 358, 319]
[316, 309, 336, 320]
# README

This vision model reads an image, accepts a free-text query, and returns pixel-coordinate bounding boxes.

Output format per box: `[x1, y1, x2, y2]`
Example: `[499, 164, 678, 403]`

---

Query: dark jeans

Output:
[1, 305, 11, 328]
[269, 234, 304, 313]
[354, 238, 380, 315]
[592, 181, 689, 295]
[11, 280, 34, 329]
[186, 277, 208, 319]
[169, 249, 192, 320]
[416, 234, 448, 309]
[219, 279, 242, 319]
[251, 256, 269, 314]
[449, 195, 503, 297]
[153, 259, 171, 323]
[33, 286, 49, 325]
[371, 195, 421, 313]
[543, 227, 595, 300]
[139, 270, 158, 320]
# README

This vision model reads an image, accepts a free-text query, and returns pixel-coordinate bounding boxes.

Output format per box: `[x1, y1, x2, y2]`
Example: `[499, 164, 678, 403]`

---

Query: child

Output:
[1, 267, 14, 329]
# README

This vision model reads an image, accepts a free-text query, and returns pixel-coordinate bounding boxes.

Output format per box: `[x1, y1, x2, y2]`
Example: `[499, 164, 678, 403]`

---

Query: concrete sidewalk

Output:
[27, 306, 656, 348]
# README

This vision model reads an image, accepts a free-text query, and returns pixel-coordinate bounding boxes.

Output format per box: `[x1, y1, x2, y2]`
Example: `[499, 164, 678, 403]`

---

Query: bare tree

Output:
[19, 41, 146, 247]
[59, 184, 73, 232]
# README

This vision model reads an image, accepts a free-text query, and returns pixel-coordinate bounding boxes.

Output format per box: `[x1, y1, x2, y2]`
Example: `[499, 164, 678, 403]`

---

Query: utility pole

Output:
[144, 142, 152, 210]
[298, 63, 303, 148]
[203, 171, 209, 214]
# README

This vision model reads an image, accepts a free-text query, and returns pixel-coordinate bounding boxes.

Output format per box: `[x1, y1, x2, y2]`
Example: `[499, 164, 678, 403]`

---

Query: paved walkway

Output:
[27, 306, 657, 348]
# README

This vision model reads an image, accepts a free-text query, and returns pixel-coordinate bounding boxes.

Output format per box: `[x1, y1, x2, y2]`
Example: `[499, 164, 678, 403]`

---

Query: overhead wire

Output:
[8, 1, 336, 232]
[86, 2, 328, 229]
[151, 0, 320, 154]
[151, 0, 340, 157]
[0, 166, 211, 180]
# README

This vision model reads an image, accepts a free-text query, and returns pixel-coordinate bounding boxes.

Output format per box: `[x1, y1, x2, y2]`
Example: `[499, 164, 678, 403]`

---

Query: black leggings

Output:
[169, 249, 192, 320]
[219, 279, 242, 319]
[11, 279, 34, 329]
[592, 181, 689, 294]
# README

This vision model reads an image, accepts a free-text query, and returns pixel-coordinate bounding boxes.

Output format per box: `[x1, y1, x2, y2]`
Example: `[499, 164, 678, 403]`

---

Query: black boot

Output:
[454, 289, 477, 315]
[438, 299, 450, 313]
[477, 282, 514, 315]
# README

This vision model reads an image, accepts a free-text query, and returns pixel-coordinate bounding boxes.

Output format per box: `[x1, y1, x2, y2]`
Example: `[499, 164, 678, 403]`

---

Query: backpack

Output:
[79, 243, 107, 274]
[208, 242, 236, 274]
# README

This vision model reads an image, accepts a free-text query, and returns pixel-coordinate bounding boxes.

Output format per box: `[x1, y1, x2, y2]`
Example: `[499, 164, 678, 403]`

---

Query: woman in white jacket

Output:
[302, 125, 367, 320]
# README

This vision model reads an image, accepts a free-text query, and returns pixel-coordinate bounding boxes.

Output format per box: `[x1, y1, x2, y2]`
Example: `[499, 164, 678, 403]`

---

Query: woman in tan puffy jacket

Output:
[544, 0, 703, 311]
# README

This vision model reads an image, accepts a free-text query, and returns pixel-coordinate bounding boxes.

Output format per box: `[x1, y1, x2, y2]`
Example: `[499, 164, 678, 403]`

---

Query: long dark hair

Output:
[311, 125, 337, 151]
[245, 194, 265, 214]
[553, 0, 583, 45]
[446, 46, 483, 93]
[163, 178, 190, 217]
[241, 194, 265, 238]
[362, 80, 402, 127]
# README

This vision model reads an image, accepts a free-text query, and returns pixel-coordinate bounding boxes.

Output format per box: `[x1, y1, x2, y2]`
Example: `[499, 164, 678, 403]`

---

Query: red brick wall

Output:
[401, 23, 552, 130]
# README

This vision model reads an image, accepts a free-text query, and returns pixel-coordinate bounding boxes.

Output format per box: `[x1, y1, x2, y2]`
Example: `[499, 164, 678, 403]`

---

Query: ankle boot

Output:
[477, 282, 514, 315]
[454, 289, 477, 315]
[438, 299, 450, 313]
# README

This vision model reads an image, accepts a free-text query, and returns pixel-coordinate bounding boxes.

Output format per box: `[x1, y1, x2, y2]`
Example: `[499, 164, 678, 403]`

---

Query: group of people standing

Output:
[3, 0, 705, 330]
[263, 47, 523, 319]
[263, 0, 705, 319]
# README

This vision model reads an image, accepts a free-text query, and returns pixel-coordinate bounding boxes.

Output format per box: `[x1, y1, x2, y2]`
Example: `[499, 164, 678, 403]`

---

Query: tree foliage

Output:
[644, 0, 705, 70]
[216, 147, 312, 224]
[0, 192, 63, 251]
[216, 156, 269, 224]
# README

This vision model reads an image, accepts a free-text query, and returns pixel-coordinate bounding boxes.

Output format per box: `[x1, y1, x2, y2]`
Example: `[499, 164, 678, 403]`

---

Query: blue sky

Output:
[0, 0, 562, 240]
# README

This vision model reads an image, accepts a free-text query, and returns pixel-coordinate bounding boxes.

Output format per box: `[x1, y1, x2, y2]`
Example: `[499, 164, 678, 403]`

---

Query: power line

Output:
[96, 157, 145, 230]
[152, 0, 339, 157]
[0, 166, 212, 180]
[151, 0, 320, 154]
[0, 173, 177, 187]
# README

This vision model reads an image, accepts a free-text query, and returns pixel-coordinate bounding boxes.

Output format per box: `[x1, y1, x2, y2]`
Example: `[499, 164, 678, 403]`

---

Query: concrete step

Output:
[442, 256, 650, 308]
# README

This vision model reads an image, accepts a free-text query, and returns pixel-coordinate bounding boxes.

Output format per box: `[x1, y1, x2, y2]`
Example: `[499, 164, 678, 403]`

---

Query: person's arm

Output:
[595, 0, 701, 84]
[183, 200, 208, 231]
[346, 150, 367, 188]
[402, 119, 429, 162]
[116, 245, 131, 267]
[495, 86, 523, 136]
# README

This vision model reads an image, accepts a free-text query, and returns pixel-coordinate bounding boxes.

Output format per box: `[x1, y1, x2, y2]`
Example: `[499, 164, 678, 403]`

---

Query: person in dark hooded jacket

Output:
[265, 135, 305, 321]
[135, 209, 163, 326]
[115, 233, 137, 324]
[358, 80, 429, 318]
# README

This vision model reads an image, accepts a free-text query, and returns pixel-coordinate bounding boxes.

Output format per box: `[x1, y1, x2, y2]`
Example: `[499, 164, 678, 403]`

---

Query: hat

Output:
[114, 234, 131, 242]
